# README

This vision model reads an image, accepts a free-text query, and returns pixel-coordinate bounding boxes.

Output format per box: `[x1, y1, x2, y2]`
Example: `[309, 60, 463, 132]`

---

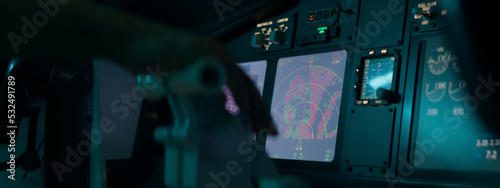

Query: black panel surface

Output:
[355, 0, 407, 49]
[342, 106, 395, 167]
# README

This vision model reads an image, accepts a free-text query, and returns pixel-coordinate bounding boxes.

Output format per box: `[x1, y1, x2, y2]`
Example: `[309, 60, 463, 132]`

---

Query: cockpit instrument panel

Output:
[355, 51, 399, 106]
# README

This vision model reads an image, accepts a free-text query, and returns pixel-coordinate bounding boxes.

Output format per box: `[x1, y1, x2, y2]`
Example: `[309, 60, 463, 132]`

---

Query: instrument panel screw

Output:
[381, 168, 387, 174]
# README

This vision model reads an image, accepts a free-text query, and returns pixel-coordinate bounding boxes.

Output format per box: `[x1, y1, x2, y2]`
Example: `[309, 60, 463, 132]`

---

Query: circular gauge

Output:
[451, 54, 461, 73]
[427, 53, 450, 75]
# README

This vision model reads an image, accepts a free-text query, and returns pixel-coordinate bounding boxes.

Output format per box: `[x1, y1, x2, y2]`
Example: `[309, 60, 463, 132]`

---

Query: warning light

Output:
[308, 13, 315, 22]
[317, 26, 328, 34]
[317, 26, 328, 31]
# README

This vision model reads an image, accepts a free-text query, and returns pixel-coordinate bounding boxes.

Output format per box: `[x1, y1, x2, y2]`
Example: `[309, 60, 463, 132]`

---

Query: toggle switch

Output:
[412, 7, 430, 20]
[251, 33, 264, 48]
[269, 30, 284, 45]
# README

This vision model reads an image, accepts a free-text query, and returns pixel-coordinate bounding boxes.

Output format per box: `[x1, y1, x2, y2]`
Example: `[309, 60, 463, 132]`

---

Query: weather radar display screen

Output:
[360, 56, 395, 100]
[265, 50, 347, 162]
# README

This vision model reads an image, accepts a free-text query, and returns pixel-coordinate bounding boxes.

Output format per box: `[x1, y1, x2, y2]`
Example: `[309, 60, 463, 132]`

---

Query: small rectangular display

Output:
[224, 60, 267, 115]
[266, 50, 347, 162]
[360, 57, 395, 100]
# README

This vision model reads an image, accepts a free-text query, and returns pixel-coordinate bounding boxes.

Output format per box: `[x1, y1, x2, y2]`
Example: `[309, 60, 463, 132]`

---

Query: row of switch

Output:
[308, 9, 331, 22]
[296, 34, 327, 46]
[251, 30, 285, 48]
[251, 23, 340, 48]
[296, 26, 339, 46]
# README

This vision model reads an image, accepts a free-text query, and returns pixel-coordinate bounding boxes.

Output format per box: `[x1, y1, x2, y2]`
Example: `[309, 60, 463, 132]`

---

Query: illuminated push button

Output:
[251, 33, 264, 48]
[315, 34, 327, 43]
[315, 11, 323, 21]
[328, 26, 339, 38]
[323, 10, 330, 19]
[308, 13, 315, 22]
[269, 30, 284, 45]
[316, 26, 330, 43]
[295, 37, 306, 46]
[304, 35, 315, 44]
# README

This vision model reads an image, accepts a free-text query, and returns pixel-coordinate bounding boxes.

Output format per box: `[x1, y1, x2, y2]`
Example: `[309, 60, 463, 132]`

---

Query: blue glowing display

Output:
[360, 57, 395, 100]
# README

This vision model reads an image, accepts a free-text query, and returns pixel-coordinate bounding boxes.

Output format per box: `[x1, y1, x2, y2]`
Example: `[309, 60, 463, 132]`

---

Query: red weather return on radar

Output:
[266, 50, 347, 162]
[281, 65, 341, 140]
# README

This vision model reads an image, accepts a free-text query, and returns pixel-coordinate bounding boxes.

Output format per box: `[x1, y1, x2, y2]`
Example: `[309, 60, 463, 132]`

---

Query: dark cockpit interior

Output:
[1, 0, 499, 187]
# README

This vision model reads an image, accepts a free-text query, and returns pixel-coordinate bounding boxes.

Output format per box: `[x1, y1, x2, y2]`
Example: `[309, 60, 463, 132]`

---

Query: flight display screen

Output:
[360, 56, 395, 100]
[224, 60, 267, 115]
[265, 50, 347, 162]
